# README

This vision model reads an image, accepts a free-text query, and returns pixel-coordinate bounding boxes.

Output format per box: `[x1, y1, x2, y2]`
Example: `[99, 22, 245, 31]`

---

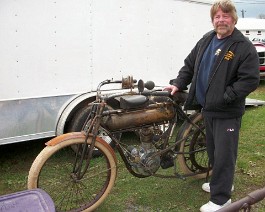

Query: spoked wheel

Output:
[28, 133, 117, 212]
[176, 112, 212, 179]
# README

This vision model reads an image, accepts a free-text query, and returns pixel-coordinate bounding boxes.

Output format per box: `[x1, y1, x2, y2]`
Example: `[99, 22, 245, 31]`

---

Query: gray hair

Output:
[210, 0, 238, 24]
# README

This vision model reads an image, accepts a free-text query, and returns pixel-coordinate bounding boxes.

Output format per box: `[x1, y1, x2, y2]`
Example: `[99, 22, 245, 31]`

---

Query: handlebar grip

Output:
[152, 91, 171, 96]
[142, 90, 170, 96]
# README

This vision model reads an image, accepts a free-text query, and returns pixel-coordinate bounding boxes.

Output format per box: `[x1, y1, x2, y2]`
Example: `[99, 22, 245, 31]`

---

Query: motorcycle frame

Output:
[78, 85, 207, 180]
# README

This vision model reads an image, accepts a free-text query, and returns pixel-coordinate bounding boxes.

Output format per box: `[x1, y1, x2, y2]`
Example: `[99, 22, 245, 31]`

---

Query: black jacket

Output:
[171, 28, 260, 118]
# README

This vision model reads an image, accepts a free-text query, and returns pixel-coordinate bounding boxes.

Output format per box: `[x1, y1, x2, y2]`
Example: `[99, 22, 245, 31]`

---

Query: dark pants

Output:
[204, 116, 241, 205]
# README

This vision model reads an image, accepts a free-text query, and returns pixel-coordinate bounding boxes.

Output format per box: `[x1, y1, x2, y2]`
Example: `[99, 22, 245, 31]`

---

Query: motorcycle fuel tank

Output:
[101, 102, 175, 131]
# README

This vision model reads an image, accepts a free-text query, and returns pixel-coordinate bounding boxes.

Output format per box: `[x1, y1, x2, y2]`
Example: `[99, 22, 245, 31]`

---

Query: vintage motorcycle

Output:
[28, 76, 211, 211]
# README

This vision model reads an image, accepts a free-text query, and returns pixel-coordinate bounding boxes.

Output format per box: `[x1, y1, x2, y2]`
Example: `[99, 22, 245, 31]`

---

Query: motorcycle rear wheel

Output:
[176, 112, 212, 179]
[28, 134, 117, 212]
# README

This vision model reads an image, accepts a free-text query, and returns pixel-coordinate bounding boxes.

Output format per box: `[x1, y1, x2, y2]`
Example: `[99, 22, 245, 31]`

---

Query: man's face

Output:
[212, 7, 236, 39]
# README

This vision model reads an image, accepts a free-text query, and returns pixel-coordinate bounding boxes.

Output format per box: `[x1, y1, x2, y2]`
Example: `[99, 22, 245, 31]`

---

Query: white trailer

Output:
[0, 0, 213, 145]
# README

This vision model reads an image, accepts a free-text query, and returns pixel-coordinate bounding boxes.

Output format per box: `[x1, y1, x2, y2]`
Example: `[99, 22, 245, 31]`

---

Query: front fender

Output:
[45, 132, 117, 162]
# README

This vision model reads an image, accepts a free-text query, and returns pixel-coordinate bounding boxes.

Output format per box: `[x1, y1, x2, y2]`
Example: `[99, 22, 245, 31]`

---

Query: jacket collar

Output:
[204, 28, 245, 43]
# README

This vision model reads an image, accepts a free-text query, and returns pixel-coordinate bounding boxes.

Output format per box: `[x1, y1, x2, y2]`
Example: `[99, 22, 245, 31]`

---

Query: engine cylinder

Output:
[102, 102, 175, 131]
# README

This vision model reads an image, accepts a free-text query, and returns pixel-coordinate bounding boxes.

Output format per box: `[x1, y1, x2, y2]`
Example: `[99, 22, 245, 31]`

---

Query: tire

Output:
[176, 112, 212, 179]
[28, 134, 117, 212]
[68, 106, 120, 156]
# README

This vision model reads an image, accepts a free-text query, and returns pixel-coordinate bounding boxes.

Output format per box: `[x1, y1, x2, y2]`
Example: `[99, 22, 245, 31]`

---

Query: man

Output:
[164, 0, 260, 211]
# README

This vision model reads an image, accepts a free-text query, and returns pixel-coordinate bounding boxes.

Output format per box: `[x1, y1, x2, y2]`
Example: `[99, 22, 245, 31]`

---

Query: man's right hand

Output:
[163, 85, 179, 95]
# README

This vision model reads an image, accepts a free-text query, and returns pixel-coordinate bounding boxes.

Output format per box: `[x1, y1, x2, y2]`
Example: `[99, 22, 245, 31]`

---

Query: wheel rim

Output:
[34, 139, 116, 211]
[183, 124, 209, 173]
[177, 113, 211, 177]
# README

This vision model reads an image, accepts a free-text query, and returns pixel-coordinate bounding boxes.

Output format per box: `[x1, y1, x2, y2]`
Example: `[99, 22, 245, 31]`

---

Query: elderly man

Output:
[164, 0, 260, 211]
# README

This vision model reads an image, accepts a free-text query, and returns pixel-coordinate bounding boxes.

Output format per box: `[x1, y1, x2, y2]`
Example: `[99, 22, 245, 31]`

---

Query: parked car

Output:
[252, 38, 265, 45]
[253, 41, 265, 80]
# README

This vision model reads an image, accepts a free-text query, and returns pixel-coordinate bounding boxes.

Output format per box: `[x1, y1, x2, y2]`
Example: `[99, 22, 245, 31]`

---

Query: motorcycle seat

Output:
[120, 95, 149, 109]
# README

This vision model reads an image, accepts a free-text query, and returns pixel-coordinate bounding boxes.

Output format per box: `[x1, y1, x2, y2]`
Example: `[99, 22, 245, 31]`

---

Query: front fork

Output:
[73, 102, 106, 179]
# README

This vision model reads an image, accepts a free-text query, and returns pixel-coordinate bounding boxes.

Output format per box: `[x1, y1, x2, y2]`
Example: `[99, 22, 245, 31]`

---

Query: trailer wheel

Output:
[67, 105, 120, 156]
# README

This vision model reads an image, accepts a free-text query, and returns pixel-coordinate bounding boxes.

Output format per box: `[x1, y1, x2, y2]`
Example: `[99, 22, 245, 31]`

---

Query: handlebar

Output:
[97, 76, 137, 91]
[97, 76, 173, 100]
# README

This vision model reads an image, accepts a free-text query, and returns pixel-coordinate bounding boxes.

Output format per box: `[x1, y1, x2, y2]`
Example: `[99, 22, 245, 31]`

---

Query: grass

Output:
[0, 81, 265, 211]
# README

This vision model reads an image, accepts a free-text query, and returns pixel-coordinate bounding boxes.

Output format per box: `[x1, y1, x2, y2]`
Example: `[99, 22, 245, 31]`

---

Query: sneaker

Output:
[200, 199, 232, 212]
[202, 183, 234, 193]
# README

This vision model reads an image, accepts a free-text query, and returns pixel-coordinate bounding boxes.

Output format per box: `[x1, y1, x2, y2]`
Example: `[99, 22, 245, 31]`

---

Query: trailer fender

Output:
[55, 92, 96, 136]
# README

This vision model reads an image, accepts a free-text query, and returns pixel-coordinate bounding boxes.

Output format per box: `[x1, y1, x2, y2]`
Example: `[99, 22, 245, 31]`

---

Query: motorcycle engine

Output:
[127, 128, 160, 176]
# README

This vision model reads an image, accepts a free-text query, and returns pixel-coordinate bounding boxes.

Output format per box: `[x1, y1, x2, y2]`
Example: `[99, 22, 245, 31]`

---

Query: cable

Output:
[235, 0, 265, 2]
[234, 1, 265, 4]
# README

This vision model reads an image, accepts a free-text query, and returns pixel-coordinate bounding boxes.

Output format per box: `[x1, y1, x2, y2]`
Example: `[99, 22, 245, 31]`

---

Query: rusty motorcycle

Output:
[28, 76, 212, 211]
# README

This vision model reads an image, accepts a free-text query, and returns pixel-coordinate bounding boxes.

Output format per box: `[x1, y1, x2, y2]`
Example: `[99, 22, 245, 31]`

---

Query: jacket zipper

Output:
[203, 41, 235, 107]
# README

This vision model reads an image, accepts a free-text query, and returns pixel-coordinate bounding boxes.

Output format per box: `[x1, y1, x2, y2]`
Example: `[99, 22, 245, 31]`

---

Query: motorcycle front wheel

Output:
[176, 112, 212, 179]
[28, 133, 117, 212]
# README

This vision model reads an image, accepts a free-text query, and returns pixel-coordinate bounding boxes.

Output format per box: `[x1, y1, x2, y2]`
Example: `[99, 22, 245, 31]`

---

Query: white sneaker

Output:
[202, 183, 234, 193]
[200, 199, 232, 212]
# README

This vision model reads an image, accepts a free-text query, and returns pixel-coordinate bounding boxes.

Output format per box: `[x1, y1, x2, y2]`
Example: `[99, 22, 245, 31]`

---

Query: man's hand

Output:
[163, 85, 179, 95]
